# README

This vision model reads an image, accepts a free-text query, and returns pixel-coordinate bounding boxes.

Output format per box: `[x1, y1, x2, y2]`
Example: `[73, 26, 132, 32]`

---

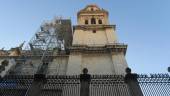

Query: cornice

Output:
[70, 44, 127, 55]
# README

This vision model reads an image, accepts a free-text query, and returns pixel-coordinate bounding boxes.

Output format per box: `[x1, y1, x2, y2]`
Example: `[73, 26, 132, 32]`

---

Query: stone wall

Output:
[73, 27, 117, 46]
[111, 52, 128, 75]
[47, 56, 69, 75]
[0, 56, 69, 75]
[0, 52, 128, 76]
[67, 52, 128, 75]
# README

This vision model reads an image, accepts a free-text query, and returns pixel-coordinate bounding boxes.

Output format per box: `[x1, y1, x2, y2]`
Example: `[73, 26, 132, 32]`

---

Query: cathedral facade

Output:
[0, 5, 128, 77]
[67, 5, 128, 75]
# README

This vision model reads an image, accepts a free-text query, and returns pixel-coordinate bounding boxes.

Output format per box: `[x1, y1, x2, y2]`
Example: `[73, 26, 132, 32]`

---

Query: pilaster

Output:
[111, 51, 128, 75]
[66, 52, 82, 75]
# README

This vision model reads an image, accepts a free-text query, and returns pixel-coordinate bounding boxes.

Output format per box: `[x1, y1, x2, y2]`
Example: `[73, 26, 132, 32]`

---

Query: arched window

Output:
[98, 19, 102, 24]
[91, 18, 96, 24]
[91, 8, 94, 11]
[85, 20, 88, 24]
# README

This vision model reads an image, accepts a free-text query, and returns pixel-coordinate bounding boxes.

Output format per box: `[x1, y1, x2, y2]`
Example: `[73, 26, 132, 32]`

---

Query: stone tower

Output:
[67, 5, 128, 75]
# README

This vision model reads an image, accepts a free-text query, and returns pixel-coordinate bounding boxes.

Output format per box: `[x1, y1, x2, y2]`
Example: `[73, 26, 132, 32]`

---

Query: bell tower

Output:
[77, 4, 109, 25]
[73, 4, 117, 46]
[67, 5, 128, 75]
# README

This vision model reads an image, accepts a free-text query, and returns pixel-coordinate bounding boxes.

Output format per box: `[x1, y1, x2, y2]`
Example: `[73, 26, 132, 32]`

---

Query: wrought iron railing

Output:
[0, 75, 34, 96]
[42, 75, 80, 96]
[138, 74, 170, 96]
[0, 74, 170, 96]
[90, 75, 130, 96]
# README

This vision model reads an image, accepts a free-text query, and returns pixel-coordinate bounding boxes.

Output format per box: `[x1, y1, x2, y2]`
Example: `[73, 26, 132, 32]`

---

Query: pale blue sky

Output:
[0, 0, 170, 73]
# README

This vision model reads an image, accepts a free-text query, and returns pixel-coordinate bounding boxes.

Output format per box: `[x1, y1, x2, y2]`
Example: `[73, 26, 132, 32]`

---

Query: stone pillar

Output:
[67, 53, 82, 75]
[27, 74, 46, 96]
[111, 52, 128, 75]
[105, 27, 117, 43]
[168, 67, 170, 72]
[125, 68, 143, 96]
[80, 68, 91, 96]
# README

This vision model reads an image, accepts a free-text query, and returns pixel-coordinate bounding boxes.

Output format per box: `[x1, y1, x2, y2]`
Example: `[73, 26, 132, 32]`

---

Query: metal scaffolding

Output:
[15, 17, 73, 75]
[25, 17, 65, 56]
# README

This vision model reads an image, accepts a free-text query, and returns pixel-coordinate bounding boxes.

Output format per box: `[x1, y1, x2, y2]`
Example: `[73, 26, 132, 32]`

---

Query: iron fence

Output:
[41, 75, 80, 96]
[138, 74, 170, 96]
[40, 75, 130, 96]
[0, 75, 33, 96]
[90, 75, 130, 96]
[0, 74, 170, 96]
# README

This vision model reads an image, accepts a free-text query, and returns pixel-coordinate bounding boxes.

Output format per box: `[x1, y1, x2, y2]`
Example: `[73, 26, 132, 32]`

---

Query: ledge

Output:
[70, 43, 127, 55]
[73, 25, 115, 30]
